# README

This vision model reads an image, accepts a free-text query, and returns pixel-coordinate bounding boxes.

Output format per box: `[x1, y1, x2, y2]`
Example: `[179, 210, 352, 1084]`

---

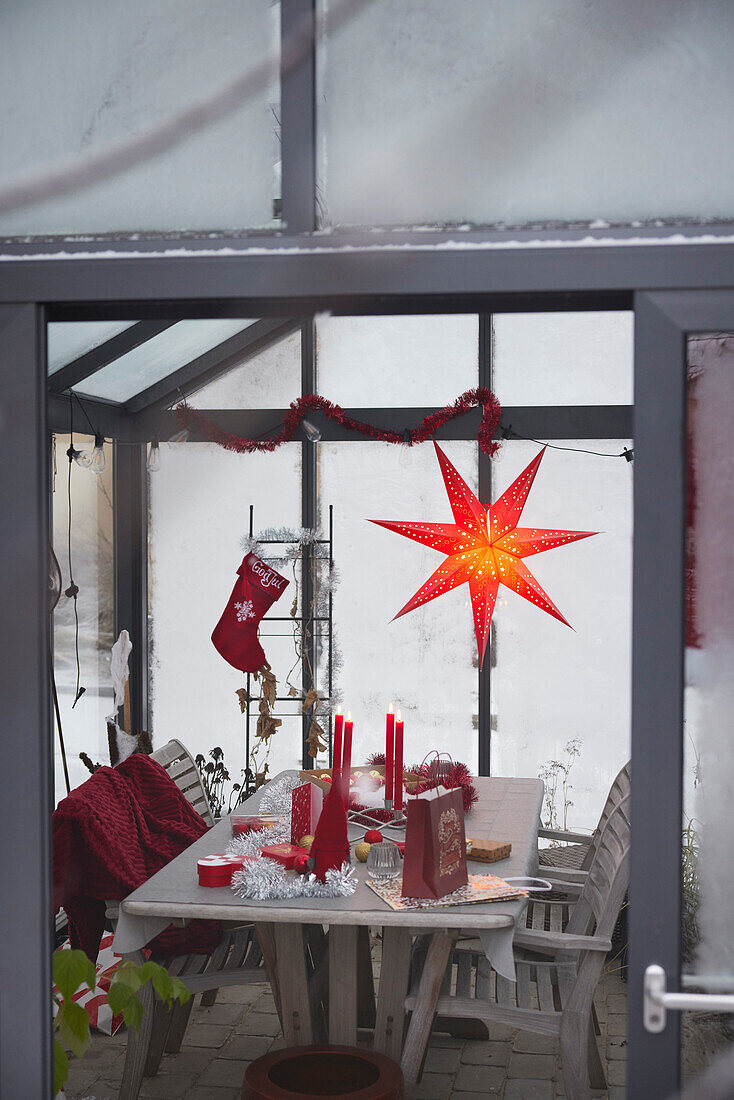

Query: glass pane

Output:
[48, 321, 137, 375]
[682, 334, 734, 1085]
[318, 441, 479, 769]
[51, 434, 114, 802]
[0, 1, 279, 237]
[76, 319, 257, 403]
[148, 442, 302, 796]
[490, 440, 632, 829]
[188, 329, 301, 409]
[316, 315, 478, 407]
[317, 0, 734, 229]
[493, 312, 633, 406]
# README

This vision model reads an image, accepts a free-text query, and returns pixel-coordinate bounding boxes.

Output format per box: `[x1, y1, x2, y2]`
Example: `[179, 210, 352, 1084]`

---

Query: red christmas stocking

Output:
[211, 553, 289, 673]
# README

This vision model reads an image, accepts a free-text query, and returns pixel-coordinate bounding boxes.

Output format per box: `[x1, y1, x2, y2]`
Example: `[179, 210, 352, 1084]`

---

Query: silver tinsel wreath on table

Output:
[231, 855, 357, 901]
[226, 774, 356, 899]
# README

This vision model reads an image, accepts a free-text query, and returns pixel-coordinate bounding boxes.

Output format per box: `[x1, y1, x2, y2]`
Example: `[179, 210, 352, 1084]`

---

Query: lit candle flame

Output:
[347, 710, 352, 721]
[336, 706, 342, 715]
[388, 703, 394, 714]
[397, 709, 402, 721]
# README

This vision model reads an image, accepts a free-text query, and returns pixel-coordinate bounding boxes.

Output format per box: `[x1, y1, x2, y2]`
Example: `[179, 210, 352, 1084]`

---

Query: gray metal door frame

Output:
[0, 303, 52, 1100]
[3, 274, 734, 1096]
[629, 289, 734, 1099]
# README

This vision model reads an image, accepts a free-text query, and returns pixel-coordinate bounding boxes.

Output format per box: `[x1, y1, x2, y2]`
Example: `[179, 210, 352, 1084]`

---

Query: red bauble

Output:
[364, 829, 384, 844]
[293, 852, 310, 874]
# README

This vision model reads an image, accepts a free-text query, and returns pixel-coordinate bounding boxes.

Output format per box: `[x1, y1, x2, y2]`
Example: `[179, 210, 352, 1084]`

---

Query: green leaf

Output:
[171, 978, 191, 1005]
[106, 981, 135, 1016]
[53, 1038, 69, 1095]
[111, 962, 143, 992]
[57, 1000, 91, 1059]
[147, 964, 174, 1005]
[122, 995, 144, 1032]
[53, 948, 96, 1000]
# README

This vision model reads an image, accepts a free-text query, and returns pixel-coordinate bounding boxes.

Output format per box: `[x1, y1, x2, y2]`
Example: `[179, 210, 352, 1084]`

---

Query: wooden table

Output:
[115, 773, 543, 1084]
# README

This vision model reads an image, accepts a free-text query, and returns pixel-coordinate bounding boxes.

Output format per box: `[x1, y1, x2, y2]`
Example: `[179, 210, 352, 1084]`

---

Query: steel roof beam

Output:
[124, 318, 302, 415]
[48, 319, 175, 394]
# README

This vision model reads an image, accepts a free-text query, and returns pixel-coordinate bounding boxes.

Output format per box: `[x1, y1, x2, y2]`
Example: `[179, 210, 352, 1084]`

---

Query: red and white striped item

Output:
[197, 853, 254, 887]
[54, 933, 135, 1035]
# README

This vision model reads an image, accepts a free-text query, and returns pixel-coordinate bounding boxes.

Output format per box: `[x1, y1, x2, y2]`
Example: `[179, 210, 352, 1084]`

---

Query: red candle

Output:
[341, 711, 353, 804]
[385, 705, 395, 803]
[394, 710, 404, 815]
[332, 709, 344, 784]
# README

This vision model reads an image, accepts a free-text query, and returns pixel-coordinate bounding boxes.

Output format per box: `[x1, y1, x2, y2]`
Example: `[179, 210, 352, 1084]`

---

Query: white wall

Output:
[148, 443, 302, 787]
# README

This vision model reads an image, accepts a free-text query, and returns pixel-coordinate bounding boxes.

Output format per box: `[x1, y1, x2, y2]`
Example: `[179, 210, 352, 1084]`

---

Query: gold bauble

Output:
[355, 841, 371, 863]
[299, 835, 315, 850]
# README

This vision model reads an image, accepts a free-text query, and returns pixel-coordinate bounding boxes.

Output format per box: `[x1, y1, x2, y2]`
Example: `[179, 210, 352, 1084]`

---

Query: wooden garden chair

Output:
[538, 759, 630, 883]
[105, 740, 270, 1100]
[405, 796, 631, 1100]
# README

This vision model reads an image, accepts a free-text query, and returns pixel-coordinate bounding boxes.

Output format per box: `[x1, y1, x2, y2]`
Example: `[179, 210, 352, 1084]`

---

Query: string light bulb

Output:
[69, 433, 105, 473]
[302, 418, 321, 442]
[89, 434, 106, 474]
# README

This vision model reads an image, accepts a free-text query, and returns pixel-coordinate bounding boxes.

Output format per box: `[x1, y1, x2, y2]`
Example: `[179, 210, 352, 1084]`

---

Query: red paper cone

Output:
[308, 776, 350, 882]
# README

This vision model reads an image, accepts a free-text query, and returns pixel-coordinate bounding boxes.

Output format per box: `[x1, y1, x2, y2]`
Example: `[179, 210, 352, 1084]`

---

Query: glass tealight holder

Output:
[366, 842, 402, 881]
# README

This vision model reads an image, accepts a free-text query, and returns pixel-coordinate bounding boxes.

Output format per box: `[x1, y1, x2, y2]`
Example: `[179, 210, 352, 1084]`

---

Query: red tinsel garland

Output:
[365, 753, 478, 816]
[175, 389, 502, 457]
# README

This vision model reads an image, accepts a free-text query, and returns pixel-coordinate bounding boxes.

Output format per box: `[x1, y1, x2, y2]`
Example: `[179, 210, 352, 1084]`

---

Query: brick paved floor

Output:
[64, 960, 628, 1100]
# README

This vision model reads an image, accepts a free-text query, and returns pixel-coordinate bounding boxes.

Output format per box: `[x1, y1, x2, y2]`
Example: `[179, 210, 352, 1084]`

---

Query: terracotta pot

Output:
[241, 1044, 404, 1100]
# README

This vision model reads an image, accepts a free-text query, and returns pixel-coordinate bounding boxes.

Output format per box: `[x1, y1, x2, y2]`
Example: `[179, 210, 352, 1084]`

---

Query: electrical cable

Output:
[64, 394, 85, 708]
[73, 392, 98, 436]
[499, 423, 633, 462]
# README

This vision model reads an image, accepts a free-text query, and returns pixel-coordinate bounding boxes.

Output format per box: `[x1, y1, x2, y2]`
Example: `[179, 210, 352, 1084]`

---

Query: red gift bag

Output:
[402, 785, 468, 899]
[290, 782, 323, 845]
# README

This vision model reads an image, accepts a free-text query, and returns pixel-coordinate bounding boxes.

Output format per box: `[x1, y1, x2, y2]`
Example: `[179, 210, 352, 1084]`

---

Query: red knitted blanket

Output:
[53, 753, 221, 961]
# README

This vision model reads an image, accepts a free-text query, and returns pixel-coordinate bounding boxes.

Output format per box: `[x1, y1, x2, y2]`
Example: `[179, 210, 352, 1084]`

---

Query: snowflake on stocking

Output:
[235, 599, 255, 623]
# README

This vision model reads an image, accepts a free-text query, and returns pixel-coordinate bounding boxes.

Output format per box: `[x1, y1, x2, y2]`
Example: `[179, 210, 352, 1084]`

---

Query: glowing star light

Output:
[371, 442, 596, 667]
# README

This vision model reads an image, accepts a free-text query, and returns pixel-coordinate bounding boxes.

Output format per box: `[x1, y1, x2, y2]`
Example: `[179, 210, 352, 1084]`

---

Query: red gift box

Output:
[198, 853, 253, 887]
[231, 813, 286, 837]
[259, 843, 305, 870]
[290, 782, 323, 845]
[402, 786, 467, 899]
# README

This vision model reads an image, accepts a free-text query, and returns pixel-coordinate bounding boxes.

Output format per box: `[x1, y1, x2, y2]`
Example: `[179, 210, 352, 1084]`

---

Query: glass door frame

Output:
[630, 289, 734, 1098]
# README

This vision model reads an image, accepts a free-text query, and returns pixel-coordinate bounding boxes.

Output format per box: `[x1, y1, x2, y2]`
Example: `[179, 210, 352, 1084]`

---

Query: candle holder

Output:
[347, 806, 406, 833]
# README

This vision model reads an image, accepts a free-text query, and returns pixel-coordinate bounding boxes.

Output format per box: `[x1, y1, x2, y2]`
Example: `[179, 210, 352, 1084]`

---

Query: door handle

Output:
[644, 964, 734, 1033]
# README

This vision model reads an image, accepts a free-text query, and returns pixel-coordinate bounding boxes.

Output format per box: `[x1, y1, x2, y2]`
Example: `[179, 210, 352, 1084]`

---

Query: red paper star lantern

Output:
[371, 443, 596, 667]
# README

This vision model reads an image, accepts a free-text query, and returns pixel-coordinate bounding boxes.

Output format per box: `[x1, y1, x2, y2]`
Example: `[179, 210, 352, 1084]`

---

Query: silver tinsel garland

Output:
[226, 822, 291, 857]
[231, 855, 357, 901]
[258, 774, 300, 816]
[225, 775, 299, 857]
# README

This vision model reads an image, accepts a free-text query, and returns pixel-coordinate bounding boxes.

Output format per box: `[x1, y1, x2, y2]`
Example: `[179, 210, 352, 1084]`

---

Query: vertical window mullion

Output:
[478, 313, 493, 776]
[301, 319, 317, 767]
